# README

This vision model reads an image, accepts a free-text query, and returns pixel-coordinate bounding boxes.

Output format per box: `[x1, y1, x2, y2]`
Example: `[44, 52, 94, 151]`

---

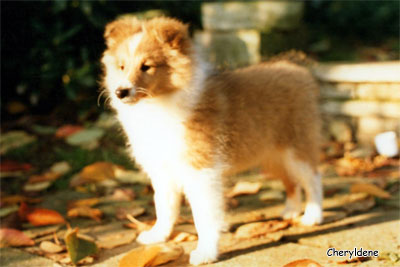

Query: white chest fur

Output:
[116, 96, 190, 174]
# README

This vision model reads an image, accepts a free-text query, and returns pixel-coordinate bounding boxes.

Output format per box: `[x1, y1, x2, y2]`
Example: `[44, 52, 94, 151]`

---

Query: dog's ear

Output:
[153, 18, 190, 52]
[104, 17, 141, 48]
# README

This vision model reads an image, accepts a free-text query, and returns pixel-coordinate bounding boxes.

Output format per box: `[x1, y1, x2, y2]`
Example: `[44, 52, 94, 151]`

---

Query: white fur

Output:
[284, 149, 323, 225]
[108, 38, 223, 264]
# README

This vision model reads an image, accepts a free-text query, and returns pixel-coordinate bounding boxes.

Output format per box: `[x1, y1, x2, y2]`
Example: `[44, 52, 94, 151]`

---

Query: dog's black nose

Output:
[115, 88, 130, 99]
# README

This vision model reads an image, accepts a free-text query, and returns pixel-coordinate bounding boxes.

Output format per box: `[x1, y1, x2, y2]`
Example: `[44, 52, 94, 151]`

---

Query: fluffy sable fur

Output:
[101, 17, 323, 265]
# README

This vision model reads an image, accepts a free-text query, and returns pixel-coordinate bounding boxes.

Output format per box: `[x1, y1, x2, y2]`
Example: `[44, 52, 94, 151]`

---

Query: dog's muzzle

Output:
[115, 87, 135, 100]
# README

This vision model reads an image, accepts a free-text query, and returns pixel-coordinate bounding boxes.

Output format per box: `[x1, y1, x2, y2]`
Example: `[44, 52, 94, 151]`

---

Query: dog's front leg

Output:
[183, 169, 224, 265]
[137, 176, 181, 244]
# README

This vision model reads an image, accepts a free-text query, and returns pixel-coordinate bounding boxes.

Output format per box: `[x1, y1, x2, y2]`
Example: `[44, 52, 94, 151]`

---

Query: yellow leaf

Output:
[147, 244, 183, 266]
[235, 220, 289, 239]
[350, 183, 391, 199]
[283, 259, 322, 267]
[80, 162, 117, 182]
[119, 245, 161, 267]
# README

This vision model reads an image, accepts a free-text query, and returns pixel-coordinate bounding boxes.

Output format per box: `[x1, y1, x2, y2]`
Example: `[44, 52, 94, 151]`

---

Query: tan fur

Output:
[101, 17, 322, 265]
[185, 62, 321, 174]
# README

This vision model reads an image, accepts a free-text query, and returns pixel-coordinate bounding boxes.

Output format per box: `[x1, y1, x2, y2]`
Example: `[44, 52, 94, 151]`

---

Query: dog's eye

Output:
[120, 65, 124, 71]
[140, 64, 151, 72]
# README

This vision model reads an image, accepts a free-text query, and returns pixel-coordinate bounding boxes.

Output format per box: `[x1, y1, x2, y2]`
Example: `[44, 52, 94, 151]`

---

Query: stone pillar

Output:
[195, 1, 304, 69]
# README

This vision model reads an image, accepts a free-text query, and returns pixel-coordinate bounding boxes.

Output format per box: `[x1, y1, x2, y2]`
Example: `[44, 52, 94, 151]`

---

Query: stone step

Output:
[320, 100, 400, 119]
[313, 61, 400, 83]
[320, 82, 400, 101]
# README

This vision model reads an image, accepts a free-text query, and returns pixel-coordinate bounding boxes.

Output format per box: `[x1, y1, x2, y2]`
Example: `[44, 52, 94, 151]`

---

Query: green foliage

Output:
[2, 1, 201, 120]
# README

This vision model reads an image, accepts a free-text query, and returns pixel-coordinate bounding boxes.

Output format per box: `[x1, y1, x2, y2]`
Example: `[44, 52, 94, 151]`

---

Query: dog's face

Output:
[101, 17, 193, 105]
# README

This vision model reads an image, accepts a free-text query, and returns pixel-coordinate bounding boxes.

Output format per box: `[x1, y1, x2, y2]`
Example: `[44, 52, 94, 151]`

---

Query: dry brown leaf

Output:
[147, 244, 183, 266]
[97, 231, 137, 249]
[39, 240, 65, 253]
[343, 197, 375, 214]
[119, 245, 161, 267]
[0, 228, 35, 248]
[67, 206, 102, 221]
[115, 206, 145, 220]
[226, 181, 262, 198]
[1, 195, 42, 206]
[125, 214, 153, 232]
[55, 125, 84, 138]
[23, 207, 65, 226]
[235, 220, 289, 239]
[27, 171, 61, 184]
[67, 198, 100, 209]
[350, 183, 391, 199]
[107, 188, 135, 202]
[80, 161, 119, 182]
[170, 231, 197, 243]
[283, 258, 322, 267]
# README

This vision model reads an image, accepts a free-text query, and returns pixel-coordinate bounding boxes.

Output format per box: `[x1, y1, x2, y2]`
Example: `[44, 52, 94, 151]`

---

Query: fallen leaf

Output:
[0, 131, 37, 155]
[108, 188, 135, 201]
[350, 183, 391, 199]
[343, 197, 375, 214]
[40, 240, 65, 253]
[1, 195, 42, 206]
[80, 161, 118, 182]
[119, 244, 183, 267]
[235, 220, 289, 239]
[23, 180, 52, 192]
[50, 161, 71, 175]
[65, 128, 104, 149]
[114, 169, 151, 185]
[68, 198, 100, 209]
[31, 125, 57, 135]
[119, 245, 161, 267]
[0, 160, 32, 172]
[27, 171, 61, 184]
[283, 259, 322, 267]
[67, 206, 102, 221]
[148, 244, 183, 266]
[0, 205, 19, 218]
[55, 125, 83, 138]
[170, 231, 197, 243]
[0, 228, 35, 248]
[65, 228, 99, 264]
[20, 205, 65, 226]
[96, 231, 137, 249]
[125, 214, 153, 232]
[226, 181, 262, 198]
[116, 206, 145, 220]
[23, 225, 61, 239]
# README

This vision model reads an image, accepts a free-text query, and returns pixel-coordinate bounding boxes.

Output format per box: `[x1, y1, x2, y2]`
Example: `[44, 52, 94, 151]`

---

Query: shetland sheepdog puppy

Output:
[101, 17, 322, 265]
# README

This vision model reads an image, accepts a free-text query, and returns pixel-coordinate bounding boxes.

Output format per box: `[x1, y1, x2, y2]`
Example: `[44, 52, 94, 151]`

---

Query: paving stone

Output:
[0, 247, 62, 267]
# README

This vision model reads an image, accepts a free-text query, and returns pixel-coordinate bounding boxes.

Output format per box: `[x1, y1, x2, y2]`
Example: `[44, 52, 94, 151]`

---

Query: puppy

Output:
[101, 17, 323, 265]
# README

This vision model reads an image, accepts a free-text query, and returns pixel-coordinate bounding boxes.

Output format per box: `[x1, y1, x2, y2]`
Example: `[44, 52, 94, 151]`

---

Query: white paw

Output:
[189, 248, 218, 266]
[281, 202, 302, 220]
[300, 204, 323, 226]
[281, 207, 301, 220]
[137, 228, 168, 245]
